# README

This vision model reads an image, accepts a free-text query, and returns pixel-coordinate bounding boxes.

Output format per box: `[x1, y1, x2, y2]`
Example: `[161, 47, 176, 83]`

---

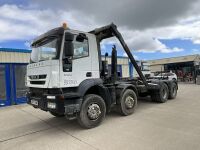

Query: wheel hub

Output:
[87, 103, 101, 120]
[125, 96, 135, 109]
[172, 86, 177, 96]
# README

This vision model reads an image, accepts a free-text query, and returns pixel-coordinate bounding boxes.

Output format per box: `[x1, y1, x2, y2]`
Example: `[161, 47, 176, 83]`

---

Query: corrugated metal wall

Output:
[150, 65, 164, 73]
[148, 54, 199, 65]
[148, 55, 200, 73]
[0, 52, 30, 63]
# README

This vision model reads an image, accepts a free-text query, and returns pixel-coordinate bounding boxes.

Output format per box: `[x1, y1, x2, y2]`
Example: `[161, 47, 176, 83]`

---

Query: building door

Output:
[0, 64, 11, 106]
[11, 64, 27, 104]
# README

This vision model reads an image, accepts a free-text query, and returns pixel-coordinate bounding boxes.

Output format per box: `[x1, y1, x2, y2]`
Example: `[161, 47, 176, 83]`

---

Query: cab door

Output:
[60, 33, 92, 87]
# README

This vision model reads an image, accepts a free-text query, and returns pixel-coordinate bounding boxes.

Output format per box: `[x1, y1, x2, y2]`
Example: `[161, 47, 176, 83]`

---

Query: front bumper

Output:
[26, 88, 82, 115]
[27, 92, 65, 114]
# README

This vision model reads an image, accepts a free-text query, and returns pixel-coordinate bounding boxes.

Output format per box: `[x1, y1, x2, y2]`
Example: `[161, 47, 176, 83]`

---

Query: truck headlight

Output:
[47, 102, 56, 109]
[47, 96, 56, 99]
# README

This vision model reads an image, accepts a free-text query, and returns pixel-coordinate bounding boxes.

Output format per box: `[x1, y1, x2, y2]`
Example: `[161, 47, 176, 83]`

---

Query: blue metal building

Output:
[0, 48, 31, 106]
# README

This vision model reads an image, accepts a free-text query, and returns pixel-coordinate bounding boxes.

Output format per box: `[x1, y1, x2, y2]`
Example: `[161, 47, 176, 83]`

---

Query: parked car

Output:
[153, 73, 177, 81]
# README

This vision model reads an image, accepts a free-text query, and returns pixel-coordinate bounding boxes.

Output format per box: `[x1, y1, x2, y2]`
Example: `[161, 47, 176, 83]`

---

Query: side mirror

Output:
[76, 33, 87, 42]
[65, 32, 74, 41]
[64, 32, 74, 57]
[64, 41, 74, 57]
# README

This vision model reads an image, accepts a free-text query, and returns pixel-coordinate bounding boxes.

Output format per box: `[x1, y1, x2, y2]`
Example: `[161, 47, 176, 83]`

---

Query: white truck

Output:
[26, 23, 178, 128]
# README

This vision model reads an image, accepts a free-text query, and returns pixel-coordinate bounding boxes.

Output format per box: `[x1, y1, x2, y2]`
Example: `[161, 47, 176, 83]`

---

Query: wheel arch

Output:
[78, 79, 112, 112]
[116, 84, 138, 104]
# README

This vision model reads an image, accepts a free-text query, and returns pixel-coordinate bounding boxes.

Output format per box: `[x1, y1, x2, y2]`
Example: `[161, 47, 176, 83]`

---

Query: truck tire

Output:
[50, 111, 65, 117]
[169, 82, 177, 99]
[119, 89, 137, 116]
[151, 83, 169, 103]
[77, 94, 106, 129]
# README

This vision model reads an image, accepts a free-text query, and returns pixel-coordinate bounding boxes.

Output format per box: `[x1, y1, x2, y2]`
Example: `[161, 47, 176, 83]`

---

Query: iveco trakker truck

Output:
[26, 23, 178, 128]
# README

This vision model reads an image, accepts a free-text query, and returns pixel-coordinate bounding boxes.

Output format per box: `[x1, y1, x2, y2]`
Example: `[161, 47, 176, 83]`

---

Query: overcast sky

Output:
[0, 0, 200, 60]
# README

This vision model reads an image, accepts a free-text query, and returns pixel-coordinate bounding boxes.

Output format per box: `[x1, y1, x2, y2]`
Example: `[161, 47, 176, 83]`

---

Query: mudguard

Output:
[78, 79, 112, 111]
[116, 84, 138, 104]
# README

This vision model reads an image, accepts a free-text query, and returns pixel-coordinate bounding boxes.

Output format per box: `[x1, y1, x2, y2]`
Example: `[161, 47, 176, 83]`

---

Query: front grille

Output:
[29, 74, 47, 79]
[30, 81, 45, 85]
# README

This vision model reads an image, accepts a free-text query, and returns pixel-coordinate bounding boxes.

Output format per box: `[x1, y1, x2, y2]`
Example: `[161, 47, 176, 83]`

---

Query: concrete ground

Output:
[0, 84, 200, 150]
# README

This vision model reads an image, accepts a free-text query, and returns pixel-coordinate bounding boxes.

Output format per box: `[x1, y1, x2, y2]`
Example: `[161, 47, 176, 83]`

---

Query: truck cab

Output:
[27, 23, 178, 128]
[27, 27, 99, 89]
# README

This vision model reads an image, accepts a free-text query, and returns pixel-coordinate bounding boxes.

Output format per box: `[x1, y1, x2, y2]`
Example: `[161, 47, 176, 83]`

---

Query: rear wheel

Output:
[151, 83, 169, 103]
[50, 111, 65, 117]
[119, 89, 137, 116]
[77, 94, 106, 129]
[169, 82, 177, 99]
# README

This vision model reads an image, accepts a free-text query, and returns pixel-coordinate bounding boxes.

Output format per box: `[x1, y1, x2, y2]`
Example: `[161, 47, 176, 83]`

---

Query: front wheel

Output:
[119, 89, 137, 116]
[77, 94, 106, 129]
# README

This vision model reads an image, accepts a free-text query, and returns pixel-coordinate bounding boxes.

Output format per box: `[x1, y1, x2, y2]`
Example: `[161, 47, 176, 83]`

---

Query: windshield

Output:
[31, 38, 58, 63]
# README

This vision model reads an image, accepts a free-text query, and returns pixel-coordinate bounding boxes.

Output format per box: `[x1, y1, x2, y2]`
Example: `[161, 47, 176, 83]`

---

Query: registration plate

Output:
[31, 99, 38, 106]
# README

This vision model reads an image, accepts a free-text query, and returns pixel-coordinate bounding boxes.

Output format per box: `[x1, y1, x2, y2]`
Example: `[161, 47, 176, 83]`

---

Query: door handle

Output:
[86, 72, 92, 77]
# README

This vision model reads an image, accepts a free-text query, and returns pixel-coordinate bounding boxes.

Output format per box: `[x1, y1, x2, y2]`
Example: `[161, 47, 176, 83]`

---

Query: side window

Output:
[73, 36, 89, 59]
